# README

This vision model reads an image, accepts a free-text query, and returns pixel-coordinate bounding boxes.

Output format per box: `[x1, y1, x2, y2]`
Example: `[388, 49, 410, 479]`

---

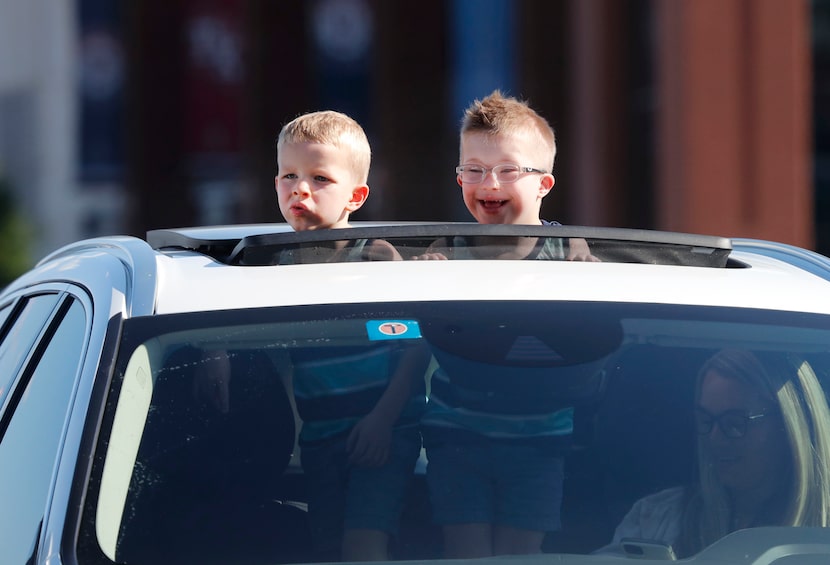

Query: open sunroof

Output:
[146, 223, 733, 268]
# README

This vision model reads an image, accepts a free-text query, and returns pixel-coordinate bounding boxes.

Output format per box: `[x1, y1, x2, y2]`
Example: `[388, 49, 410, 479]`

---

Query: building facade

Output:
[0, 0, 821, 262]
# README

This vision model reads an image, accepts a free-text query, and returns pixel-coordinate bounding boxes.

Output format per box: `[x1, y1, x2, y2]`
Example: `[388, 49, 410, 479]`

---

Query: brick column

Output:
[654, 0, 813, 247]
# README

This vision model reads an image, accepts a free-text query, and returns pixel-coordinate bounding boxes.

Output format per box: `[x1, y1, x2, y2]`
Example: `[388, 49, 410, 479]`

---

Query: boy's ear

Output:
[538, 174, 555, 198]
[274, 175, 279, 191]
[346, 185, 370, 212]
[457, 175, 463, 187]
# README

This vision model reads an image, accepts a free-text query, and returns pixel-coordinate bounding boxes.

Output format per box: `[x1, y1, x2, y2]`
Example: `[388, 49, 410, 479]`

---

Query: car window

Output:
[80, 301, 830, 564]
[0, 298, 86, 563]
[0, 293, 62, 406]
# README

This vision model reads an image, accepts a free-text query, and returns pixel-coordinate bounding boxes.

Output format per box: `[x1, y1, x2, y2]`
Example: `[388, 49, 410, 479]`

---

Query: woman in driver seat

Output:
[600, 348, 830, 557]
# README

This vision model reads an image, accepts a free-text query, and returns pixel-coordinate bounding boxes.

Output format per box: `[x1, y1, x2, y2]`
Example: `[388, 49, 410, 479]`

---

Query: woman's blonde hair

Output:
[276, 110, 371, 184]
[678, 349, 830, 555]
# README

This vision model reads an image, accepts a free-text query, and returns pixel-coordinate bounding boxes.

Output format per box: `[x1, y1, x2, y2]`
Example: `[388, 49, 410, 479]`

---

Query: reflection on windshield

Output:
[81, 302, 830, 564]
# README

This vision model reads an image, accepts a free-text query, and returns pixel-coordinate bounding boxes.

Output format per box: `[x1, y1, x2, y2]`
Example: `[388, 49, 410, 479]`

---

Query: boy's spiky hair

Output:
[461, 90, 557, 170]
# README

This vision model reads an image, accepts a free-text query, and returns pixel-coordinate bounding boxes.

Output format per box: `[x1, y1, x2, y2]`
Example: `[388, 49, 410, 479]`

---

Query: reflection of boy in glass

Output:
[290, 338, 428, 562]
[199, 337, 427, 561]
[601, 349, 830, 557]
[422, 321, 580, 557]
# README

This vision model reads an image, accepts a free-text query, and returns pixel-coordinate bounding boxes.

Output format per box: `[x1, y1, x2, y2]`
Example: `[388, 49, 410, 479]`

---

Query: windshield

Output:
[78, 301, 830, 564]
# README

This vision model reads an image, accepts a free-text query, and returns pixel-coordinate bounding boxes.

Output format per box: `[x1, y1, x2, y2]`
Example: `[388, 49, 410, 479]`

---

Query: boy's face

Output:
[275, 142, 368, 231]
[458, 131, 554, 225]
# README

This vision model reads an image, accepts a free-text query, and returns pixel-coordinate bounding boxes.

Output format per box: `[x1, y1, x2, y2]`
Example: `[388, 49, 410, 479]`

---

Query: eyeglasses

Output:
[694, 408, 769, 438]
[456, 164, 548, 184]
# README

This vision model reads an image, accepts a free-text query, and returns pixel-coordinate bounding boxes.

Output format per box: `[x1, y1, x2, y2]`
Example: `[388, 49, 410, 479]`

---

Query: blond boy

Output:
[275, 111, 425, 560]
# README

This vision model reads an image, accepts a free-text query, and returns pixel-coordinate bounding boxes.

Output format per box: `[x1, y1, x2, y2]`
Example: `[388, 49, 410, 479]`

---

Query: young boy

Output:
[275, 110, 428, 561]
[201, 110, 427, 561]
[421, 91, 587, 558]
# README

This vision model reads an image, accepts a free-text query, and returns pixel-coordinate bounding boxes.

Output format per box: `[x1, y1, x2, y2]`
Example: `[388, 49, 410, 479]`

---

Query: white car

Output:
[2, 223, 830, 564]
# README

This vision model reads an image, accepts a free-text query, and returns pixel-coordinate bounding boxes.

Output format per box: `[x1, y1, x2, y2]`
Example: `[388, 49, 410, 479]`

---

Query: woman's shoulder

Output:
[622, 486, 686, 536]
[595, 487, 687, 555]
[636, 486, 686, 507]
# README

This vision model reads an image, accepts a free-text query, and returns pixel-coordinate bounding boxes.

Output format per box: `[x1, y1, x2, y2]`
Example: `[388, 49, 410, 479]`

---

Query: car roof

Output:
[149, 246, 830, 314]
[10, 223, 830, 317]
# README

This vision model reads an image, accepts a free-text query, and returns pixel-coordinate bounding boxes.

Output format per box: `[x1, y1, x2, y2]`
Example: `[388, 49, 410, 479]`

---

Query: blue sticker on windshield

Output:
[366, 320, 422, 341]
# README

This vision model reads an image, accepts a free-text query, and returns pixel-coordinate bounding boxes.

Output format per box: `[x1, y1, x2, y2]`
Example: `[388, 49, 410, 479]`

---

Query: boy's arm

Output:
[363, 239, 403, 261]
[346, 342, 430, 467]
[411, 237, 450, 260]
[194, 348, 295, 415]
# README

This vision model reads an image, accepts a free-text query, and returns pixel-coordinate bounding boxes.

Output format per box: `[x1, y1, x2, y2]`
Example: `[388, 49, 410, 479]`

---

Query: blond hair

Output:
[677, 349, 830, 556]
[276, 110, 371, 183]
[460, 90, 557, 171]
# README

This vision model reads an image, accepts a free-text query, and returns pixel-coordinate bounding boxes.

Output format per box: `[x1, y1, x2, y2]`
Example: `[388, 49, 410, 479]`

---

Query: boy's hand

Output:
[363, 239, 403, 261]
[346, 411, 393, 467]
[567, 238, 602, 262]
[411, 252, 448, 260]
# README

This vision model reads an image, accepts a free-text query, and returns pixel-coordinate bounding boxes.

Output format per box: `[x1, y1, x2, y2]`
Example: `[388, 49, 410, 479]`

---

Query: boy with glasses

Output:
[415, 91, 597, 261]
[421, 91, 592, 558]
